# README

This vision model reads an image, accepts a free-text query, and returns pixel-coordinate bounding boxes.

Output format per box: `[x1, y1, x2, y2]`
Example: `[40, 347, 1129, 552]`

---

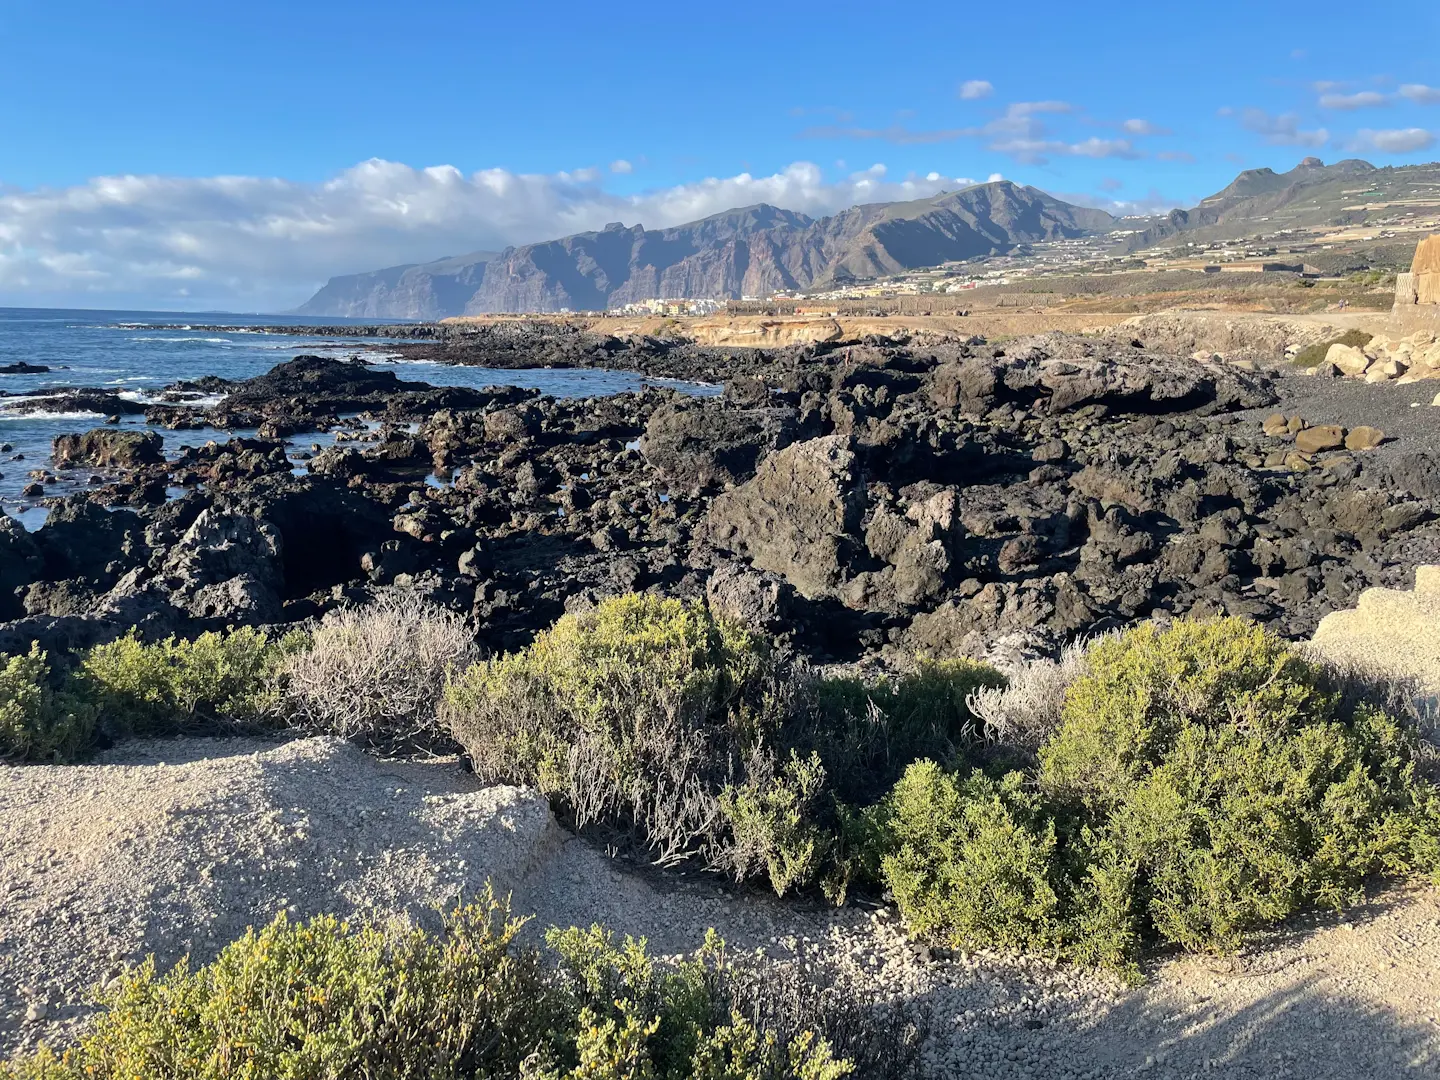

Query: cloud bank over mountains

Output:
[0, 160, 981, 311]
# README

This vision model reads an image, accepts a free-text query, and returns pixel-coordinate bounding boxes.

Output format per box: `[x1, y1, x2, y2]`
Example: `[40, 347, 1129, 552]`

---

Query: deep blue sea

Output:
[0, 308, 715, 529]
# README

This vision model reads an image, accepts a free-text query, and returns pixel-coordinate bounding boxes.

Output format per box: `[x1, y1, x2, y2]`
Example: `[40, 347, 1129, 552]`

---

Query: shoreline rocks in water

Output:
[3, 332, 1440, 671]
[0, 362, 50, 375]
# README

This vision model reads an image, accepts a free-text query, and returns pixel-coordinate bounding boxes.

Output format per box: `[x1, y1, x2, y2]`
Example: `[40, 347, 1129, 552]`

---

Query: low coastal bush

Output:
[442, 593, 776, 865]
[282, 593, 479, 752]
[0, 645, 95, 763]
[874, 619, 1440, 970]
[808, 659, 1005, 803]
[75, 627, 304, 738]
[442, 593, 1004, 895]
[1, 891, 856, 1080]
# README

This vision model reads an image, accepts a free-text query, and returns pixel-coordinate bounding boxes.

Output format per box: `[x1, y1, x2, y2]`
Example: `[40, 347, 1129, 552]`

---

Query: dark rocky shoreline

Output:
[4, 326, 1439, 669]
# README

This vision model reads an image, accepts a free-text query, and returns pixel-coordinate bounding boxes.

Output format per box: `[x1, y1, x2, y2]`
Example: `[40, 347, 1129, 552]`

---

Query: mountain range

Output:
[296, 157, 1433, 317]
[295, 182, 1114, 317]
[1116, 156, 1418, 250]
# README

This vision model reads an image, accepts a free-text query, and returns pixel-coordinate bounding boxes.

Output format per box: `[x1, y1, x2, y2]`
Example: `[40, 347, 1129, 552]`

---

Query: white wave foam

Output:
[128, 336, 232, 344]
[0, 409, 107, 421]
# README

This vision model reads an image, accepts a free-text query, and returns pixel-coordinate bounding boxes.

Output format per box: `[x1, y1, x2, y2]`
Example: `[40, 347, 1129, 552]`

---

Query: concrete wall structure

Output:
[1389, 235, 1440, 336]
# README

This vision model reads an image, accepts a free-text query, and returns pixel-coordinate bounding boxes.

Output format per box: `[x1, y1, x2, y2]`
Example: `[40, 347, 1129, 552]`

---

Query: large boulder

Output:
[52, 429, 164, 469]
[1310, 565, 1440, 704]
[701, 435, 864, 598]
[159, 509, 284, 622]
[0, 516, 43, 620]
[641, 403, 797, 491]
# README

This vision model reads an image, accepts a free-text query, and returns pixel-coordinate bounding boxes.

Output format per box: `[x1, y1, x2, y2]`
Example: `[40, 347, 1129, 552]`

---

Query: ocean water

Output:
[0, 307, 717, 529]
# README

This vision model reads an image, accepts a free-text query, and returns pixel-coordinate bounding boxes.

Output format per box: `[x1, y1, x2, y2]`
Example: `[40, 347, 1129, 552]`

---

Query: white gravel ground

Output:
[1, 736, 1437, 1077]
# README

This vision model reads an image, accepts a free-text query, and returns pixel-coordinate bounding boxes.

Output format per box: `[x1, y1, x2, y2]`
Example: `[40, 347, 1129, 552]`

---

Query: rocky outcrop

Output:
[641, 403, 798, 492]
[52, 430, 163, 469]
[9, 331, 1440, 668]
[1311, 331, 1440, 385]
[702, 436, 865, 599]
[159, 509, 286, 623]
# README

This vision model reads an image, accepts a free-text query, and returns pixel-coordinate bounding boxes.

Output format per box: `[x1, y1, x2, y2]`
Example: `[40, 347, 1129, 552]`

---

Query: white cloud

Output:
[958, 79, 994, 100]
[987, 172, 1005, 182]
[988, 136, 1140, 165]
[1349, 127, 1436, 153]
[1318, 91, 1389, 109]
[1053, 187, 1178, 216]
[1399, 83, 1440, 104]
[1121, 118, 1170, 135]
[1238, 108, 1329, 147]
[0, 159, 987, 310]
[609, 159, 634, 174]
[1006, 100, 1074, 118]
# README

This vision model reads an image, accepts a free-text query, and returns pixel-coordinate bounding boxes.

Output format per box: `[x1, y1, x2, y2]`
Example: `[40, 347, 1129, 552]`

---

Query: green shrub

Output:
[541, 925, 852, 1080]
[2, 893, 852, 1080]
[874, 619, 1440, 968]
[879, 761, 1069, 953]
[75, 627, 305, 738]
[442, 594, 776, 865]
[1291, 328, 1371, 368]
[0, 644, 96, 763]
[809, 658, 1004, 803]
[720, 750, 834, 897]
[1040, 619, 1329, 805]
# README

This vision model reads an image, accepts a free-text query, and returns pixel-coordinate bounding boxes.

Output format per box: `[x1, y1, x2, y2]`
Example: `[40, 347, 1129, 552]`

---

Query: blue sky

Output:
[1, 0, 1437, 309]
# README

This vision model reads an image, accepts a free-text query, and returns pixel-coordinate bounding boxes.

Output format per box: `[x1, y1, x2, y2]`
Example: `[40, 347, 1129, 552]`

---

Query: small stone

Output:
[1344, 426, 1384, 451]
[1262, 413, 1288, 437]
[1031, 438, 1069, 463]
[1286, 415, 1305, 435]
[24, 1001, 48, 1023]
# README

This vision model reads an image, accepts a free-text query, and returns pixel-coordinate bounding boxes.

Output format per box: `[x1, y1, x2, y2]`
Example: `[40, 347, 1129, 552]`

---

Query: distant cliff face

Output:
[295, 251, 499, 318]
[295, 182, 1115, 317]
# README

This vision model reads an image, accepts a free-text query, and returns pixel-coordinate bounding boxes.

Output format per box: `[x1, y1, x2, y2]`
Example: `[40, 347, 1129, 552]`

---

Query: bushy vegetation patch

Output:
[1291, 328, 1372, 368]
[0, 645, 95, 763]
[2, 891, 861, 1080]
[443, 593, 775, 865]
[807, 659, 1005, 803]
[75, 627, 304, 738]
[442, 594, 1001, 894]
[282, 593, 479, 752]
[873, 619, 1440, 970]
[966, 638, 1091, 756]
[0, 627, 306, 761]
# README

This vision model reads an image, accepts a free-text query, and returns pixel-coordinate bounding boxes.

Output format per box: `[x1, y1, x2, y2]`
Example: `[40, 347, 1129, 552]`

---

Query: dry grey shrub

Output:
[966, 638, 1093, 754]
[282, 593, 480, 752]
